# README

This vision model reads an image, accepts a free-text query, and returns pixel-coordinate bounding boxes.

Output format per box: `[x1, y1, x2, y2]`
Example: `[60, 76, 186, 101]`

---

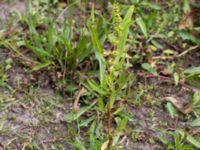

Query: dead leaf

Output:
[146, 48, 154, 65]
[101, 140, 109, 150]
[164, 97, 193, 114]
[190, 130, 200, 136]
[179, 9, 198, 30]
[73, 87, 86, 112]
[179, 9, 200, 37]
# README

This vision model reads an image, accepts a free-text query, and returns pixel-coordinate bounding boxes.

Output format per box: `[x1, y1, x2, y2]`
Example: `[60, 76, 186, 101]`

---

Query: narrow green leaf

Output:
[88, 26, 104, 54]
[174, 73, 179, 86]
[26, 42, 50, 61]
[116, 118, 128, 134]
[65, 103, 95, 123]
[136, 17, 148, 38]
[87, 6, 106, 84]
[141, 2, 161, 10]
[179, 31, 200, 44]
[194, 27, 200, 31]
[114, 5, 134, 67]
[61, 37, 73, 54]
[95, 52, 106, 85]
[31, 62, 51, 71]
[108, 91, 117, 109]
[166, 102, 177, 118]
[184, 66, 200, 75]
[87, 79, 106, 96]
[73, 138, 87, 150]
[183, 0, 190, 13]
[47, 21, 57, 53]
[98, 97, 105, 112]
[187, 135, 200, 148]
[118, 5, 134, 52]
[192, 92, 200, 105]
[113, 118, 128, 145]
[191, 118, 200, 127]
[0, 113, 7, 131]
[79, 117, 95, 127]
[142, 63, 157, 75]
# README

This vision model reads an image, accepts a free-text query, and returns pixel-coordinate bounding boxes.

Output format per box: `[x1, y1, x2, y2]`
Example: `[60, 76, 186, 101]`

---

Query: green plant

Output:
[64, 3, 134, 149]
[183, 66, 200, 88]
[85, 3, 134, 149]
[159, 130, 198, 150]
[0, 59, 13, 90]
[24, 1, 92, 74]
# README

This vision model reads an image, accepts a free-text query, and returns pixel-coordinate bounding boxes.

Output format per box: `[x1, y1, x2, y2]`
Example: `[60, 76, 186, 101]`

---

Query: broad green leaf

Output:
[115, 118, 128, 134]
[184, 66, 200, 75]
[108, 90, 117, 109]
[136, 17, 148, 38]
[178, 130, 185, 142]
[187, 135, 200, 148]
[158, 136, 169, 146]
[151, 40, 163, 49]
[16, 40, 26, 47]
[87, 79, 106, 96]
[114, 110, 134, 122]
[73, 138, 87, 150]
[65, 102, 95, 123]
[114, 107, 123, 115]
[142, 63, 157, 75]
[26, 42, 50, 61]
[192, 92, 200, 105]
[191, 118, 200, 127]
[166, 102, 177, 118]
[194, 27, 200, 31]
[79, 117, 95, 127]
[179, 31, 200, 44]
[183, 0, 190, 13]
[95, 52, 106, 85]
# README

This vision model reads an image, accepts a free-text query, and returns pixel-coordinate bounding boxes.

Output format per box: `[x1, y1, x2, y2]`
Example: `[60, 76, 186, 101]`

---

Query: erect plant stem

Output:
[107, 105, 112, 150]
[107, 94, 115, 150]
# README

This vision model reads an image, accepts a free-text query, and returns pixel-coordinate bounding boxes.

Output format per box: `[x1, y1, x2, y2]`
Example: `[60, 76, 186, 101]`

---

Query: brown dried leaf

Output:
[73, 87, 86, 112]
[179, 9, 200, 31]
[164, 96, 193, 114]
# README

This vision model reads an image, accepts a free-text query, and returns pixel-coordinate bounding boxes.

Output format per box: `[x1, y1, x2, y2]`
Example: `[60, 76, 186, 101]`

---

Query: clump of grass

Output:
[24, 0, 92, 73]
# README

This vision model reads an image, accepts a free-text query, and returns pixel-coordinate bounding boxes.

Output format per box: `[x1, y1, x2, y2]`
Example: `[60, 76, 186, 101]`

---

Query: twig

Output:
[152, 45, 199, 60]
[175, 45, 199, 58]
[160, 38, 182, 52]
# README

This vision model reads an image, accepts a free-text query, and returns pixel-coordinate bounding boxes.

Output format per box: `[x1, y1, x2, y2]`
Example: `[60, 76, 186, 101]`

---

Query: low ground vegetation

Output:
[0, 0, 200, 149]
